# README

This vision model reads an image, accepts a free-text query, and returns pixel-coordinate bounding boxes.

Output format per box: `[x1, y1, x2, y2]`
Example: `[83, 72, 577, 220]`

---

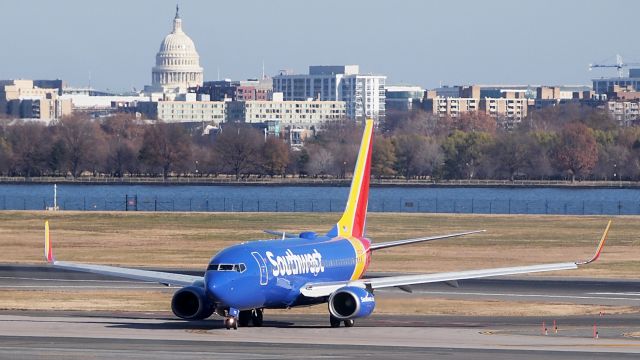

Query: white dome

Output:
[150, 6, 203, 94]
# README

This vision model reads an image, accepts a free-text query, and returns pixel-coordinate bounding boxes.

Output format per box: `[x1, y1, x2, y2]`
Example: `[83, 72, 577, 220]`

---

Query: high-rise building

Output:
[273, 65, 386, 121]
[145, 6, 203, 97]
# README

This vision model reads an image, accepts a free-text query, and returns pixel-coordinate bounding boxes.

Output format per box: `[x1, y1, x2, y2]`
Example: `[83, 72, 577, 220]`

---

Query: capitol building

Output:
[145, 6, 203, 97]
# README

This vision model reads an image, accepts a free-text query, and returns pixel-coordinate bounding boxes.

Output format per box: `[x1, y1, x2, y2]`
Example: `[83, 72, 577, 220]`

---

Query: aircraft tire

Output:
[238, 310, 251, 327]
[251, 309, 264, 327]
[330, 315, 341, 328]
[344, 319, 355, 327]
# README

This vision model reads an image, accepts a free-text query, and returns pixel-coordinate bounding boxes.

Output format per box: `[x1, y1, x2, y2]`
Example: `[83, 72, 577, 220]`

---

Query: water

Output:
[0, 184, 638, 215]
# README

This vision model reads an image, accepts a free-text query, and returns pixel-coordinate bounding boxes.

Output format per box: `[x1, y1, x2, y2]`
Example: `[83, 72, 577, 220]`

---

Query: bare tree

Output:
[58, 115, 102, 177]
[213, 124, 262, 179]
[138, 122, 192, 178]
[305, 145, 335, 178]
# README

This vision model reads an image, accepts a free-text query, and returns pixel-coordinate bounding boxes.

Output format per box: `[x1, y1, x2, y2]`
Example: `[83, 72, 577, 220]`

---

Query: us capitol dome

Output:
[148, 6, 203, 95]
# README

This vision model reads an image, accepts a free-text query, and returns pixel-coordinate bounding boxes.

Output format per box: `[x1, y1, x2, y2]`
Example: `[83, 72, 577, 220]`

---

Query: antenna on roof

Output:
[262, 60, 265, 79]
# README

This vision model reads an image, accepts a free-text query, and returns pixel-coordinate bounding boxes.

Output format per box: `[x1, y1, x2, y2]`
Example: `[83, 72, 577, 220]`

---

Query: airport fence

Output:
[2, 195, 639, 215]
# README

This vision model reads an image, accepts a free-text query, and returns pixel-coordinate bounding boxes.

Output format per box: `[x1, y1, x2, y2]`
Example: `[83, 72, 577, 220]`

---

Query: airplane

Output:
[43, 119, 612, 330]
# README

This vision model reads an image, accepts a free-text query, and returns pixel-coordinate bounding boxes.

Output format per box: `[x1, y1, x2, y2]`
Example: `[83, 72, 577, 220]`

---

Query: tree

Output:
[260, 137, 290, 177]
[441, 130, 493, 179]
[7, 123, 50, 177]
[552, 122, 598, 182]
[213, 124, 262, 179]
[305, 145, 335, 177]
[138, 123, 191, 178]
[371, 136, 396, 178]
[456, 112, 497, 134]
[0, 135, 11, 176]
[487, 132, 532, 180]
[58, 115, 103, 177]
[393, 134, 442, 180]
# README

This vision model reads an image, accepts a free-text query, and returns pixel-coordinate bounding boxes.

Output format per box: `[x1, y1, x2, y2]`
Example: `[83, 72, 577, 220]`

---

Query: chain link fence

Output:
[2, 195, 639, 215]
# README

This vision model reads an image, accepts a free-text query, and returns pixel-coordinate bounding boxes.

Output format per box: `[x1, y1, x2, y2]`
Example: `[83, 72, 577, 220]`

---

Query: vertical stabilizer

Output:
[329, 119, 374, 238]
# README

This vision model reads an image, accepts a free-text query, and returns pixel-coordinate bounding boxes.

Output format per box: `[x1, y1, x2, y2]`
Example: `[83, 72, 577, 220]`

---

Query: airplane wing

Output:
[369, 230, 486, 250]
[44, 221, 202, 287]
[301, 220, 611, 298]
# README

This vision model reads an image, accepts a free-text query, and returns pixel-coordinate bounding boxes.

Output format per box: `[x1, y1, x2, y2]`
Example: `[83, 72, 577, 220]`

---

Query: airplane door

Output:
[252, 252, 269, 285]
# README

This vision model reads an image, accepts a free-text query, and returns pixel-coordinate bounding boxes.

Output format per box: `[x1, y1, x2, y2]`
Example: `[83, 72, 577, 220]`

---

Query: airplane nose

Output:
[204, 271, 222, 300]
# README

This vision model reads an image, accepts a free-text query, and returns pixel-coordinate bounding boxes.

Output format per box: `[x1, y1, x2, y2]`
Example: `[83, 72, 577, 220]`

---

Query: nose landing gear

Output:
[224, 316, 237, 330]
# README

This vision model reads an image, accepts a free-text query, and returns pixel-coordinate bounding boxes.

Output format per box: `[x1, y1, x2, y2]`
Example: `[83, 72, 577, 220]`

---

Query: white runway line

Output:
[379, 289, 640, 302]
[589, 292, 640, 297]
[0, 276, 155, 284]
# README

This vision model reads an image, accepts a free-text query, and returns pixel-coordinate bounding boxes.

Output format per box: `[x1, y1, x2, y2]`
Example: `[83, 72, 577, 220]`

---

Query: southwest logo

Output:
[266, 249, 325, 277]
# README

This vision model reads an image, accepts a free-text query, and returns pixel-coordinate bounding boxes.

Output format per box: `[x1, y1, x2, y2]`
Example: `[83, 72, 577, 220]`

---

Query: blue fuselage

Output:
[204, 235, 370, 310]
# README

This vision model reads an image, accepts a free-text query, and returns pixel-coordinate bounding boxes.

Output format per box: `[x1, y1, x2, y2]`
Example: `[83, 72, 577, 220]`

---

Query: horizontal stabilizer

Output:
[264, 230, 299, 239]
[370, 230, 486, 251]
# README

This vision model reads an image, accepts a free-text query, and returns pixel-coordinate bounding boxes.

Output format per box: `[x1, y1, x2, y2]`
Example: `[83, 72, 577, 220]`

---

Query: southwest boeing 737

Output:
[44, 119, 611, 329]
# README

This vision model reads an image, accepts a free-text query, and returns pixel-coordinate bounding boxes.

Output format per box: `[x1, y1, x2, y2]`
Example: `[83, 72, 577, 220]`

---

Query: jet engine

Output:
[328, 286, 376, 319]
[171, 286, 214, 320]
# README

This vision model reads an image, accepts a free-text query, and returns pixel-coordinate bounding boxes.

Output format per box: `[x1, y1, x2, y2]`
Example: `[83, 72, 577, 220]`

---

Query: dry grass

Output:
[0, 211, 637, 277]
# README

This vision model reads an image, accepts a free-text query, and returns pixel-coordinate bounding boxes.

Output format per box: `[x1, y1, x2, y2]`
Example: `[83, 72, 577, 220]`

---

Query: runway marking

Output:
[590, 292, 640, 297]
[379, 289, 640, 302]
[0, 276, 154, 284]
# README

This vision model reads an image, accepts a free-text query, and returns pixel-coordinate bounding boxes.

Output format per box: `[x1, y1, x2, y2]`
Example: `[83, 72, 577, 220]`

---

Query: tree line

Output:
[0, 104, 638, 181]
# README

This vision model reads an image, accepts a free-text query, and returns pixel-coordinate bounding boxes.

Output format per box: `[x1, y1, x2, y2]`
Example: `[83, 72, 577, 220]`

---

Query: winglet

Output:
[576, 220, 611, 265]
[44, 220, 54, 263]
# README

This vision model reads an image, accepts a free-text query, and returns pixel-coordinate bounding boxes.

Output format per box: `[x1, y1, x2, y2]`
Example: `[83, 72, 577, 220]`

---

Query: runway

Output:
[1, 312, 640, 359]
[2, 264, 640, 306]
[1, 264, 640, 358]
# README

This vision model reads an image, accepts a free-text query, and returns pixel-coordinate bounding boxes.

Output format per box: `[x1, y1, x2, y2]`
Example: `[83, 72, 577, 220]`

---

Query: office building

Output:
[593, 69, 640, 94]
[0, 79, 71, 121]
[385, 85, 424, 112]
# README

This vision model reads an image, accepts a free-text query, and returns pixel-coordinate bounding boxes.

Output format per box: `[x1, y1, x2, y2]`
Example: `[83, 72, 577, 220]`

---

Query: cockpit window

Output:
[207, 263, 246, 273]
[218, 264, 235, 271]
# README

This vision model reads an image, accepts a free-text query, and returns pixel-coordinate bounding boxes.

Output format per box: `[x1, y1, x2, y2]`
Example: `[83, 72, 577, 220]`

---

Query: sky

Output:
[2, 0, 639, 92]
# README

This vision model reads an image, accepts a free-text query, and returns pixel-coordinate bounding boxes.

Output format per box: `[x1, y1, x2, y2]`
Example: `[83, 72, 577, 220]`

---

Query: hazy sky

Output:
[2, 0, 638, 91]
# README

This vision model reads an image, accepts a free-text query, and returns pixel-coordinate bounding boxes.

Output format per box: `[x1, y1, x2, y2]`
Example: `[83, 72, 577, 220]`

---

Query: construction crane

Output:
[589, 54, 640, 78]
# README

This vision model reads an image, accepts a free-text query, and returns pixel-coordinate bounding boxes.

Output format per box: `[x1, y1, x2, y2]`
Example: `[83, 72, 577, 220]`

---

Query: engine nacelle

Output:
[328, 286, 375, 320]
[171, 286, 214, 320]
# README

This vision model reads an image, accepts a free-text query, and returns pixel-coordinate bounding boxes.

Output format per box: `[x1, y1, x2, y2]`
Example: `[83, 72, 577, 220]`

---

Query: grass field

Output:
[0, 211, 637, 276]
[0, 210, 638, 315]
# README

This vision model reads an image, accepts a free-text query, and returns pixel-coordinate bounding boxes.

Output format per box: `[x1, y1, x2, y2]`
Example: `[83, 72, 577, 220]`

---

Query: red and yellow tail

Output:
[328, 119, 374, 239]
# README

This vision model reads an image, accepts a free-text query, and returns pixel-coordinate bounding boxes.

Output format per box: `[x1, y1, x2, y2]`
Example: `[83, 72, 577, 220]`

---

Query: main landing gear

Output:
[239, 308, 264, 327]
[330, 315, 354, 328]
[229, 308, 264, 329]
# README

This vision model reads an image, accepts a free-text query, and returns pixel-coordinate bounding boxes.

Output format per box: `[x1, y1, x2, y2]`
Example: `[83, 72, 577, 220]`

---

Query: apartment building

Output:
[273, 65, 385, 121]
